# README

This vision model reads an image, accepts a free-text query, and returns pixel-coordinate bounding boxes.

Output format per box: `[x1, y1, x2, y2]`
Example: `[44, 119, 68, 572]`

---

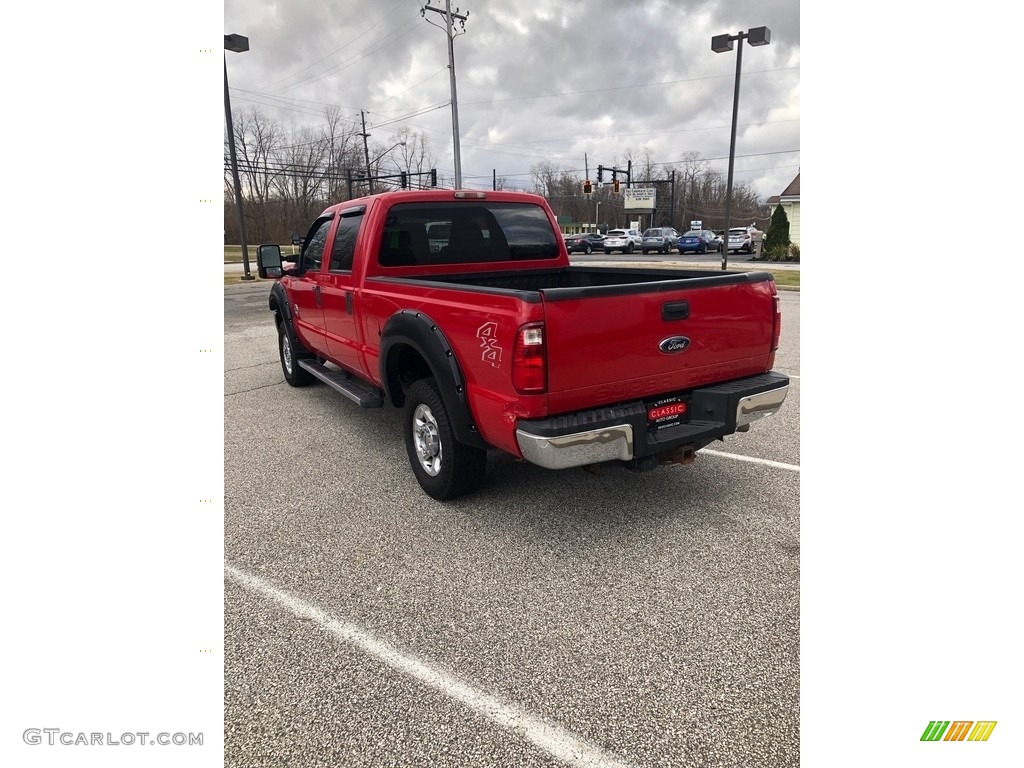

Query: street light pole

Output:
[712, 26, 770, 271]
[224, 33, 253, 281]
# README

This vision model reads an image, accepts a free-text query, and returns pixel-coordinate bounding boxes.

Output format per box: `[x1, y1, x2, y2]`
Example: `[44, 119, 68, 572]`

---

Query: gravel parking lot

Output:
[224, 279, 800, 767]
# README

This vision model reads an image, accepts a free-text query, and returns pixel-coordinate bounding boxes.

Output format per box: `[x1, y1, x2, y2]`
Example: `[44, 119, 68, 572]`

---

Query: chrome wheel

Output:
[281, 329, 294, 375]
[412, 403, 442, 476]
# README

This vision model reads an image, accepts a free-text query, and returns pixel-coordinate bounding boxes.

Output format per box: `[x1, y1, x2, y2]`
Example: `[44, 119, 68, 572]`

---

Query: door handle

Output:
[662, 300, 689, 321]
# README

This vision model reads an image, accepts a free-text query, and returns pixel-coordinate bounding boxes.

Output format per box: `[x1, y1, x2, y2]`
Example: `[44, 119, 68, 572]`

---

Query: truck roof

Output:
[321, 189, 551, 217]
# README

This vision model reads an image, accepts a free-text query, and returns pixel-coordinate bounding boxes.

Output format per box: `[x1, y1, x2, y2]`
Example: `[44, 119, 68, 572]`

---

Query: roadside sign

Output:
[690, 220, 702, 230]
[624, 187, 656, 211]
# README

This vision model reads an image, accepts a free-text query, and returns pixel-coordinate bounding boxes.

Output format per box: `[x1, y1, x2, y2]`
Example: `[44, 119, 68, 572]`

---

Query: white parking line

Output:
[226, 564, 633, 768]
[700, 449, 800, 472]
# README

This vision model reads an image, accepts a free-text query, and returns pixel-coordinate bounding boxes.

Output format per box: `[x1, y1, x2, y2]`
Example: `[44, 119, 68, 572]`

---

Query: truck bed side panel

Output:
[360, 281, 546, 456]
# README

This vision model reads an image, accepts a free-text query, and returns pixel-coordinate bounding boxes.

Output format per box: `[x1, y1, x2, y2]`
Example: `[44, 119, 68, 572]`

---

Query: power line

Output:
[459, 66, 800, 106]
[260, 6, 419, 95]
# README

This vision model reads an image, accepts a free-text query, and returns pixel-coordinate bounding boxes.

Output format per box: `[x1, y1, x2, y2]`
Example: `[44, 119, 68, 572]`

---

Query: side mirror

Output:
[256, 244, 283, 279]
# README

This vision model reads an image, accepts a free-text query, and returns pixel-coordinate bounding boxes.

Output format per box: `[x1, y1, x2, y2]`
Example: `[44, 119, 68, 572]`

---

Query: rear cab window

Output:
[377, 202, 560, 267]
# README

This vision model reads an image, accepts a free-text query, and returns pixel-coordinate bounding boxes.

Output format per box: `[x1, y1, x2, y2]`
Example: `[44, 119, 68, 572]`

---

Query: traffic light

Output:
[597, 165, 604, 183]
[430, 168, 437, 187]
[400, 171, 408, 189]
[612, 177, 620, 193]
[583, 179, 592, 195]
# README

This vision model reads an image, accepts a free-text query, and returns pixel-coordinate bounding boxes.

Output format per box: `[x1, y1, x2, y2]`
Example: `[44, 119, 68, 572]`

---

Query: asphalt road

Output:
[224, 277, 801, 767]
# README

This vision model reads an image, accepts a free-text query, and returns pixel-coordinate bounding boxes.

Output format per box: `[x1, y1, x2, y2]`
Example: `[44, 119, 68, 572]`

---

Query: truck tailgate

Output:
[540, 277, 778, 413]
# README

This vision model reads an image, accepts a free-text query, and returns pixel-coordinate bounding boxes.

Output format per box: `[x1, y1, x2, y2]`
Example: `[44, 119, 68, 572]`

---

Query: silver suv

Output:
[603, 228, 643, 254]
[727, 227, 754, 254]
[641, 227, 679, 254]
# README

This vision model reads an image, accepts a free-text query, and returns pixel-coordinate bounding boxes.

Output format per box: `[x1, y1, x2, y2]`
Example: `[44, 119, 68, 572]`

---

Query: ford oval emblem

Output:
[659, 336, 691, 354]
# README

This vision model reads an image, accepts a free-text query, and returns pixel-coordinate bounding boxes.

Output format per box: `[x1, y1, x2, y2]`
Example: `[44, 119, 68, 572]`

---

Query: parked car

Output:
[603, 228, 643, 254]
[677, 230, 718, 254]
[564, 232, 606, 254]
[640, 227, 679, 254]
[727, 227, 754, 254]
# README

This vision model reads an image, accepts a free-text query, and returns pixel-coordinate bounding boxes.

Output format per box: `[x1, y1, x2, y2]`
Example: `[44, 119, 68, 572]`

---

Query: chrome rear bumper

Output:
[515, 371, 789, 471]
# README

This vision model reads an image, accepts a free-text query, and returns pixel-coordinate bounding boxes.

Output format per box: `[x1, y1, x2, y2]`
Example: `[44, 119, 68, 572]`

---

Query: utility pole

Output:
[359, 110, 373, 194]
[422, 1, 468, 188]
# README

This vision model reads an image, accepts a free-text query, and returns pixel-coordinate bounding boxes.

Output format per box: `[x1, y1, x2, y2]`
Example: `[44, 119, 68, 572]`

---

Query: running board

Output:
[297, 360, 384, 408]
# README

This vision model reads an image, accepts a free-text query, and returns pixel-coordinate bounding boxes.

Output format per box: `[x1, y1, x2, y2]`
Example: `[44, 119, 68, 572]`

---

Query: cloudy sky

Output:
[224, 0, 800, 200]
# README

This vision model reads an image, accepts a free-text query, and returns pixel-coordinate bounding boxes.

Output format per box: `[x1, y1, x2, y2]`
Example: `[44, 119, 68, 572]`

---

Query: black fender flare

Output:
[268, 282, 312, 356]
[379, 310, 487, 449]
[268, 281, 293, 328]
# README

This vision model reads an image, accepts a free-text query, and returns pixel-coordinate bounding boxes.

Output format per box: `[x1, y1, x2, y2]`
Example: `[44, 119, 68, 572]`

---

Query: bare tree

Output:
[529, 160, 564, 198]
[224, 107, 777, 244]
[321, 106, 362, 203]
[388, 128, 435, 189]
[492, 174, 514, 191]
[229, 107, 284, 242]
[273, 124, 329, 235]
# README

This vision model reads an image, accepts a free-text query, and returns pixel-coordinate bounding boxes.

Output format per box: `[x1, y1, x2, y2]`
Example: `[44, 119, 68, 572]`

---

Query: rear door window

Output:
[329, 209, 364, 272]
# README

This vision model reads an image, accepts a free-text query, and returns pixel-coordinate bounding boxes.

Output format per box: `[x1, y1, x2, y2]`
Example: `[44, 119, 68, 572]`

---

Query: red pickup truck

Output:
[256, 190, 788, 499]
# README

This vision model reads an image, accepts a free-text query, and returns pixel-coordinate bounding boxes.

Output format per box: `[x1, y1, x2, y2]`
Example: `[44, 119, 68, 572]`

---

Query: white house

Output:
[766, 173, 800, 248]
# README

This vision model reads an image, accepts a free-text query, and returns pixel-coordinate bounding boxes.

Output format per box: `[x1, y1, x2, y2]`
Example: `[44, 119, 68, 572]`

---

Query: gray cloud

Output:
[225, 0, 799, 197]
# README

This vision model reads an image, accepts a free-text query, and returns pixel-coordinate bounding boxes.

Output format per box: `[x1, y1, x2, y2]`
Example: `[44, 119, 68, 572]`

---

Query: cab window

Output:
[330, 211, 364, 272]
[300, 218, 332, 273]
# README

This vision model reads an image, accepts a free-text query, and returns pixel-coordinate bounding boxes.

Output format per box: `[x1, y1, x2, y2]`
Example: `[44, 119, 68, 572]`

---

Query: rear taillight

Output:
[512, 323, 546, 393]
[771, 294, 782, 351]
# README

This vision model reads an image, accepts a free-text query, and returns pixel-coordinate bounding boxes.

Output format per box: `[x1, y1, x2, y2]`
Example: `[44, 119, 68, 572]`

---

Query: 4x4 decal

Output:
[476, 322, 502, 368]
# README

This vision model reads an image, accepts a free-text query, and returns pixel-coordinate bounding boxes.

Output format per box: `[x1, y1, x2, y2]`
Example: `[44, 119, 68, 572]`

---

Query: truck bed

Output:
[371, 265, 779, 414]
[372, 265, 774, 301]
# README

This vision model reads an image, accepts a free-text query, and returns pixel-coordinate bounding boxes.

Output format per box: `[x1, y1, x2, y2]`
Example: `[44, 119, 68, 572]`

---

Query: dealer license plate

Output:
[646, 396, 689, 431]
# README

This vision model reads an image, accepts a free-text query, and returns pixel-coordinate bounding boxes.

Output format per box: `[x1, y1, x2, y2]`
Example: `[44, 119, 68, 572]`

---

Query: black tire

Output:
[584, 244, 592, 254]
[642, 249, 649, 255]
[278, 319, 314, 387]
[604, 249, 612, 255]
[626, 243, 635, 254]
[404, 377, 487, 500]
